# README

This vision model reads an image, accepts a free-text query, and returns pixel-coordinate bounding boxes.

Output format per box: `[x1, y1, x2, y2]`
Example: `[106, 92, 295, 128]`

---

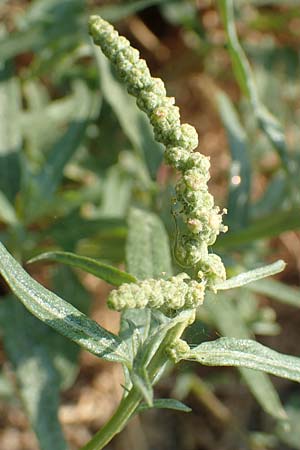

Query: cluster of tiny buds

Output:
[107, 273, 205, 313]
[89, 15, 228, 288]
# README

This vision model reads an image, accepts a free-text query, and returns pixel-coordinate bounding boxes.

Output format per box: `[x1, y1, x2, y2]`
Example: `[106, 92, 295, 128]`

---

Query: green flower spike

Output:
[89, 15, 228, 310]
[107, 274, 205, 313]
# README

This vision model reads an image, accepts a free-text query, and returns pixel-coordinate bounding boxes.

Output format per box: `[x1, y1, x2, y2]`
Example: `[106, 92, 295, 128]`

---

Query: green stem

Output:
[80, 321, 189, 450]
[81, 388, 142, 450]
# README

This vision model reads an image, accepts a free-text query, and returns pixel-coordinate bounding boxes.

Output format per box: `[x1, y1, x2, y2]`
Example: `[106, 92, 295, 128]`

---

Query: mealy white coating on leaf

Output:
[0, 242, 129, 363]
[182, 337, 300, 384]
[215, 260, 286, 291]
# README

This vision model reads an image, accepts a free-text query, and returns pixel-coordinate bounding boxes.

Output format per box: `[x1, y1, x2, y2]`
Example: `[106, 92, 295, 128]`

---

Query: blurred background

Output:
[0, 1, 300, 449]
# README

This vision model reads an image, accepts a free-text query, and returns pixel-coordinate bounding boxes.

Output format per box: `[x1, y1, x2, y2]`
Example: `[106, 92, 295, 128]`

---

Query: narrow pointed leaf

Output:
[0, 60, 21, 202]
[205, 293, 286, 420]
[0, 242, 129, 364]
[20, 82, 97, 223]
[50, 266, 92, 389]
[184, 337, 300, 384]
[218, 0, 290, 169]
[97, 0, 171, 22]
[217, 92, 251, 230]
[247, 279, 300, 309]
[137, 398, 191, 413]
[28, 251, 137, 286]
[216, 260, 286, 290]
[216, 208, 300, 249]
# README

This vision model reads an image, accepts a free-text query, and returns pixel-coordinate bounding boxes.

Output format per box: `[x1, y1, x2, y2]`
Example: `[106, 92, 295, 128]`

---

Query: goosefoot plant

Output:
[1, 15, 300, 450]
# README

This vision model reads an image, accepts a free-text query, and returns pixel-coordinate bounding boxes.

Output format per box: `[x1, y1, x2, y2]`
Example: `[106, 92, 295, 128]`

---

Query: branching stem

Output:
[81, 322, 188, 449]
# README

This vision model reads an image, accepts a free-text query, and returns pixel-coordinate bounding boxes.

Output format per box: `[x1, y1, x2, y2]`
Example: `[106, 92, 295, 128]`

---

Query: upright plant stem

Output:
[81, 322, 188, 450]
[81, 388, 142, 450]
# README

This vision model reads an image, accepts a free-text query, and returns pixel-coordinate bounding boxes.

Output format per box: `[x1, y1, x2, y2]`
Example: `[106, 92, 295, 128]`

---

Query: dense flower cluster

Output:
[108, 273, 205, 312]
[89, 16, 227, 289]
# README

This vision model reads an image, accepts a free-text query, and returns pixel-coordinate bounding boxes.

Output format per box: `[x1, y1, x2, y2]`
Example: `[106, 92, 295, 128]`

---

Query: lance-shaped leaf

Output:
[28, 251, 136, 286]
[216, 208, 300, 249]
[217, 91, 251, 230]
[215, 260, 286, 291]
[20, 81, 97, 224]
[205, 293, 286, 420]
[137, 398, 191, 414]
[247, 279, 300, 309]
[180, 337, 300, 384]
[97, 0, 171, 22]
[0, 242, 129, 364]
[0, 60, 21, 203]
[218, 0, 290, 170]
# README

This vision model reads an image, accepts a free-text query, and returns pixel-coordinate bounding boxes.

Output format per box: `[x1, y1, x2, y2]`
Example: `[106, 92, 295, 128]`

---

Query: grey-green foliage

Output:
[0, 60, 21, 204]
[0, 242, 129, 364]
[218, 0, 291, 171]
[172, 337, 300, 384]
[20, 81, 98, 224]
[215, 260, 286, 291]
[205, 293, 286, 420]
[247, 279, 300, 309]
[120, 207, 173, 364]
[1, 298, 67, 450]
[126, 207, 172, 280]
[0, 267, 90, 450]
[0, 4, 300, 449]
[28, 251, 136, 286]
[217, 92, 251, 230]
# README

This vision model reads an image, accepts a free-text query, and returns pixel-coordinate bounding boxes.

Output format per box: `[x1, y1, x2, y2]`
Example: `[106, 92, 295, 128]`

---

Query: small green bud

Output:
[164, 147, 191, 170]
[185, 280, 205, 308]
[106, 36, 130, 60]
[168, 123, 199, 150]
[197, 253, 226, 286]
[114, 46, 140, 65]
[125, 60, 152, 95]
[150, 105, 181, 141]
[183, 168, 210, 191]
[175, 236, 208, 266]
[176, 181, 214, 212]
[189, 152, 211, 172]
